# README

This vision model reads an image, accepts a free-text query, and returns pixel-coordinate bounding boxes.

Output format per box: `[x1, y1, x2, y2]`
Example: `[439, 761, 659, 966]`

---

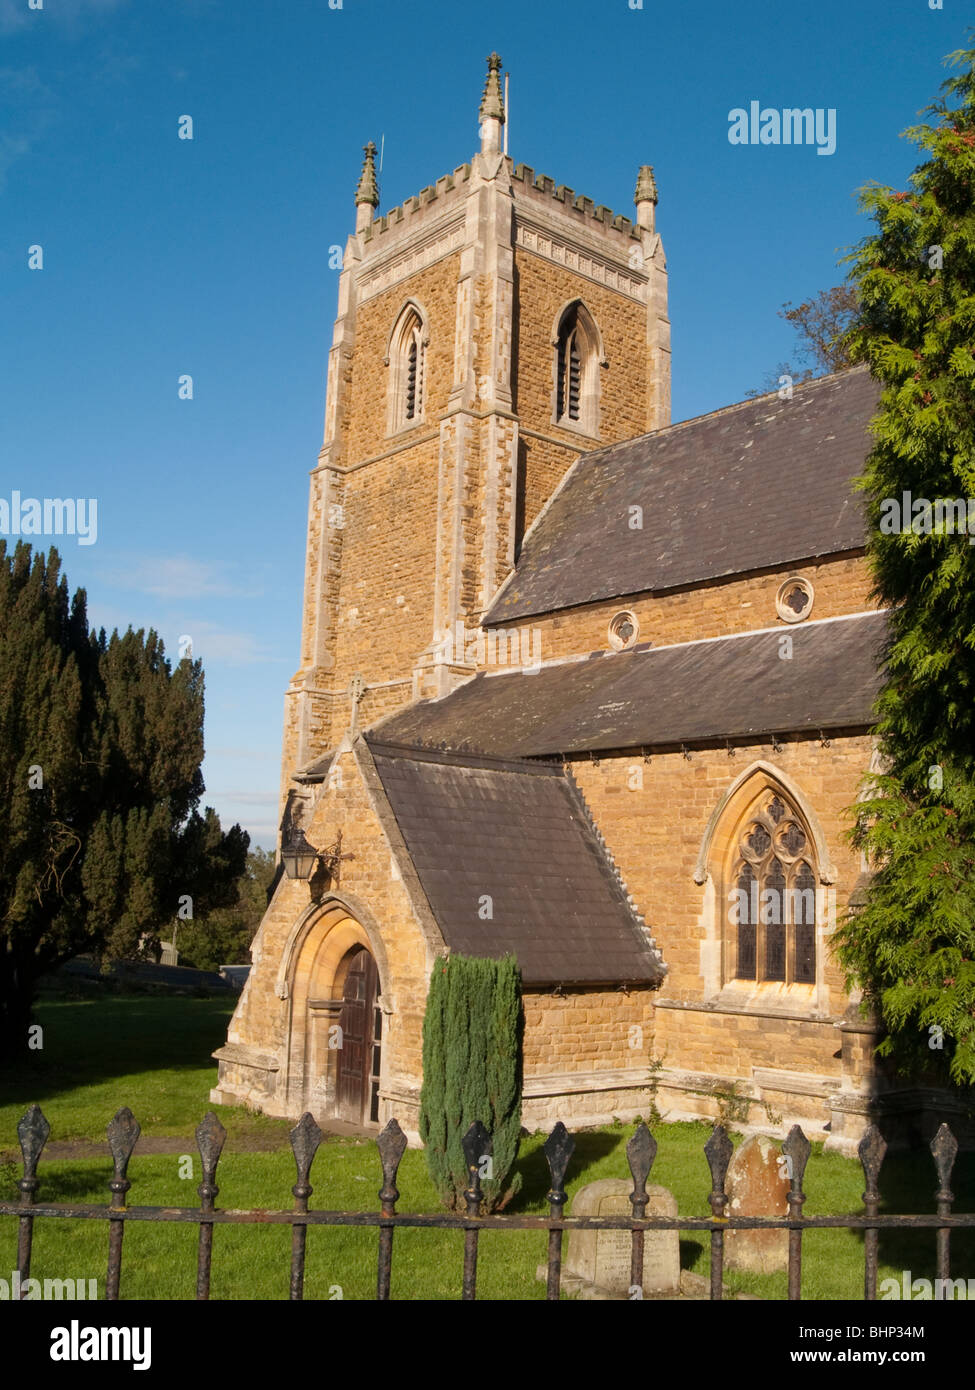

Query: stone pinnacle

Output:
[634, 164, 658, 205]
[479, 52, 505, 125]
[355, 141, 379, 208]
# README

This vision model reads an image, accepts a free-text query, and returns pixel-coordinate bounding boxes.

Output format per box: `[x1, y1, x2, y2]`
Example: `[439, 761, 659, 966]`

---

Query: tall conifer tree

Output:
[0, 542, 248, 1053]
[419, 953, 522, 1212]
[835, 39, 975, 1082]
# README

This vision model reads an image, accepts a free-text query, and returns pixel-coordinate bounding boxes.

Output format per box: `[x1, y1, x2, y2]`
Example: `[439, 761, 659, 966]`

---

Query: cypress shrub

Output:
[419, 953, 523, 1213]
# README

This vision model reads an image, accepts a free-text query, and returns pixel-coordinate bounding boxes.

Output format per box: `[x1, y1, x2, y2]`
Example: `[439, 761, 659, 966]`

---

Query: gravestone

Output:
[559, 1178, 680, 1299]
[724, 1135, 791, 1273]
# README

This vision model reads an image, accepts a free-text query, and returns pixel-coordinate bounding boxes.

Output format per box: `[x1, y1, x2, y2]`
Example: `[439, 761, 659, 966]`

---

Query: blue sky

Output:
[0, 0, 963, 847]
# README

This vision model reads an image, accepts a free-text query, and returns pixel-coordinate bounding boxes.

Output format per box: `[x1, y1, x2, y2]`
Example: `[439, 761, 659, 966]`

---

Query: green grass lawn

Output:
[2, 993, 974, 1300]
[0, 990, 290, 1145]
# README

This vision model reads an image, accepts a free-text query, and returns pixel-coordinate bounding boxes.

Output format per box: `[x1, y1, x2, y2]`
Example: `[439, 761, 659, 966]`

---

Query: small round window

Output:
[776, 576, 814, 624]
[609, 610, 639, 650]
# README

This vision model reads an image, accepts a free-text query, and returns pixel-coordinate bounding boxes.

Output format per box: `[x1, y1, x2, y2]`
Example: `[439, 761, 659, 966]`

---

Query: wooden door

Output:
[337, 947, 379, 1123]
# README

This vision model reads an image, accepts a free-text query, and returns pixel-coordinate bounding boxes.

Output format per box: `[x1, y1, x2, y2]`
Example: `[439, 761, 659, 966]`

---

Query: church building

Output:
[212, 54, 897, 1155]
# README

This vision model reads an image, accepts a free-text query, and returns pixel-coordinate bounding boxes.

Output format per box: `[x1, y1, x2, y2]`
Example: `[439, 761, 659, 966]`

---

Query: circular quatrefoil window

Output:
[608, 610, 639, 650]
[776, 576, 814, 624]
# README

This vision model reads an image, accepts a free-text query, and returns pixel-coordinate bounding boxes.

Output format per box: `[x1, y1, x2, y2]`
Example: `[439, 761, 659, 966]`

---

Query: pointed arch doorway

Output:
[335, 945, 382, 1125]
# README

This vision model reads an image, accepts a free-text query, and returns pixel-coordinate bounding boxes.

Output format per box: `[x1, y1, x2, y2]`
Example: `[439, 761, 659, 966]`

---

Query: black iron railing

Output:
[1, 1104, 971, 1300]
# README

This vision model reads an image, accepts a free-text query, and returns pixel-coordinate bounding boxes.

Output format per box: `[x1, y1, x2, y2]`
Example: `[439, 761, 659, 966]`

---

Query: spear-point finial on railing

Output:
[195, 1112, 227, 1205]
[858, 1122, 887, 1302]
[930, 1122, 958, 1198]
[377, 1118, 408, 1211]
[17, 1106, 50, 1190]
[107, 1108, 140, 1188]
[290, 1112, 323, 1196]
[704, 1124, 733, 1204]
[543, 1121, 574, 1205]
[461, 1120, 492, 1177]
[626, 1122, 657, 1205]
[782, 1125, 812, 1192]
[462, 1121, 491, 1216]
[858, 1123, 887, 1199]
[376, 1119, 409, 1302]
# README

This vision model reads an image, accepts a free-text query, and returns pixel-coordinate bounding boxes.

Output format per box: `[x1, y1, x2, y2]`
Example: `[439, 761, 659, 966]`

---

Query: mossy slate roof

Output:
[368, 741, 665, 986]
[370, 611, 888, 758]
[485, 367, 881, 624]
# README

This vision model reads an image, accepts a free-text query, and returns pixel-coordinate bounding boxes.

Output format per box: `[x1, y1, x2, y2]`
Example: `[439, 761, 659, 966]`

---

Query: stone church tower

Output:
[281, 53, 670, 798]
[215, 54, 902, 1154]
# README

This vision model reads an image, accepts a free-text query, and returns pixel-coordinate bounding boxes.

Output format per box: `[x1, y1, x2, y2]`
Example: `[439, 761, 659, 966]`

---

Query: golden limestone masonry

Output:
[213, 54, 911, 1153]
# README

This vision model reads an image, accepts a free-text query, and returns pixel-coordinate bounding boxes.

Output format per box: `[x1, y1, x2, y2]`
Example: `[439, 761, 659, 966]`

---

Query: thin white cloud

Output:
[209, 792, 278, 806]
[0, 0, 128, 37]
[114, 553, 251, 600]
[181, 620, 276, 667]
[0, 66, 56, 191]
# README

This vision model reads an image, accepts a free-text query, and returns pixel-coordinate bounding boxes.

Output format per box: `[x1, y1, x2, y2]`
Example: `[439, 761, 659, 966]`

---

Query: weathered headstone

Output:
[559, 1178, 680, 1299]
[724, 1134, 791, 1273]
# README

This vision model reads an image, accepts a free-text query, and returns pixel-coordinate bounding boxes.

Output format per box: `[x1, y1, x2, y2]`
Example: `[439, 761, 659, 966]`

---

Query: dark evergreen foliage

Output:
[0, 542, 249, 1054]
[834, 40, 975, 1082]
[419, 952, 523, 1212]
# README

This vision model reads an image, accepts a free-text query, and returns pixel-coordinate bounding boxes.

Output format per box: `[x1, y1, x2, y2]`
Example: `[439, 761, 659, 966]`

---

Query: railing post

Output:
[105, 1108, 140, 1301]
[858, 1124, 887, 1302]
[782, 1125, 811, 1301]
[543, 1121, 574, 1301]
[195, 1112, 226, 1300]
[626, 1123, 657, 1298]
[15, 1105, 49, 1298]
[460, 1121, 490, 1301]
[376, 1119, 407, 1301]
[930, 1123, 958, 1285]
[289, 1112, 323, 1301]
[704, 1125, 732, 1301]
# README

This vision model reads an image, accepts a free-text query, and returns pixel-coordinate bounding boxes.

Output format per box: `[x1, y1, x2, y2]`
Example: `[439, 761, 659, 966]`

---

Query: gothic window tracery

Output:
[730, 789, 817, 985]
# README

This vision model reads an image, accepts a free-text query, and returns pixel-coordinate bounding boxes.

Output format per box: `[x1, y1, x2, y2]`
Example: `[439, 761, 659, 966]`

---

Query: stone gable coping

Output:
[562, 763, 667, 975]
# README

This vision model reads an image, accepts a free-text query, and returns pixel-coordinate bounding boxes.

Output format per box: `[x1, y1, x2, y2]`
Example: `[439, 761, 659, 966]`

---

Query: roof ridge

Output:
[364, 734, 562, 775]
[577, 364, 873, 465]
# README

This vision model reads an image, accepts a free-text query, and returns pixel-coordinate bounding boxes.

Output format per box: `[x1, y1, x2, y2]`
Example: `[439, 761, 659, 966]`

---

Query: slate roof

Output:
[368, 741, 665, 986]
[486, 367, 881, 624]
[370, 610, 889, 758]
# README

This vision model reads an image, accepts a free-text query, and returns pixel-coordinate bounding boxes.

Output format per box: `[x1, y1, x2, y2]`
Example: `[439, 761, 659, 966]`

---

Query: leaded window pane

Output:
[736, 863, 756, 980]
[764, 858, 786, 981]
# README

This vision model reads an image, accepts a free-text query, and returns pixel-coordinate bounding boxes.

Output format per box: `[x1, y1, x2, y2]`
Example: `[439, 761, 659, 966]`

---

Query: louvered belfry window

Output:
[388, 303, 426, 433]
[731, 792, 817, 985]
[406, 338, 418, 420]
[556, 302, 599, 431]
[558, 329, 581, 421]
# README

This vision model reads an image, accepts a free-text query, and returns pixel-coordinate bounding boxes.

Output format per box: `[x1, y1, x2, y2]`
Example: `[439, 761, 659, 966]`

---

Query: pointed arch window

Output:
[729, 789, 818, 985]
[387, 302, 428, 434]
[552, 301, 602, 436]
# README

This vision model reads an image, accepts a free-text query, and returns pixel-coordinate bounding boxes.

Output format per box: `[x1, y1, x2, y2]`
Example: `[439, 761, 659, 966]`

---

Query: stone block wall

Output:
[487, 554, 873, 666]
